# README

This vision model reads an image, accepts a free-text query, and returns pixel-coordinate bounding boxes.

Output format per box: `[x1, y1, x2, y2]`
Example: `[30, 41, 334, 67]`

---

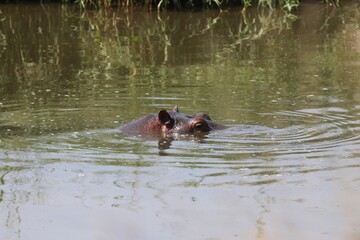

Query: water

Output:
[1, 2, 360, 240]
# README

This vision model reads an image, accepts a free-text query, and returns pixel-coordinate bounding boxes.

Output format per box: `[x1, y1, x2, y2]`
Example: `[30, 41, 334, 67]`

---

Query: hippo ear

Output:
[172, 105, 179, 112]
[158, 109, 174, 129]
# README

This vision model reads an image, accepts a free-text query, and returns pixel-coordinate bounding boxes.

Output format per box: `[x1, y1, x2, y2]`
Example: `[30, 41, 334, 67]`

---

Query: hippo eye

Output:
[194, 123, 203, 131]
[193, 121, 209, 132]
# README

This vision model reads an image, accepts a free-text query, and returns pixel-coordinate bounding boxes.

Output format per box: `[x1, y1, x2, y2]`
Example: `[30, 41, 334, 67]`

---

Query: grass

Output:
[71, 0, 341, 11]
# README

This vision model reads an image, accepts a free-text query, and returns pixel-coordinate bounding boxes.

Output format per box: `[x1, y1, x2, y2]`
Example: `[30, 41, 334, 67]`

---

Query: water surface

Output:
[0, 2, 359, 239]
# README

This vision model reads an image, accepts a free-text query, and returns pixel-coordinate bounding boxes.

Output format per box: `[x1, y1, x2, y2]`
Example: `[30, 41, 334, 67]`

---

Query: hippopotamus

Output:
[121, 106, 227, 137]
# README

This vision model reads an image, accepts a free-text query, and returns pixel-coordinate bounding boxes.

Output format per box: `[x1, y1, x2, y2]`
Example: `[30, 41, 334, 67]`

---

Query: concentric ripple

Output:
[209, 107, 360, 158]
[2, 106, 359, 188]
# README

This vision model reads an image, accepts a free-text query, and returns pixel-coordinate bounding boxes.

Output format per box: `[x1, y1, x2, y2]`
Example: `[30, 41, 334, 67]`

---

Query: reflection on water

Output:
[0, 2, 360, 240]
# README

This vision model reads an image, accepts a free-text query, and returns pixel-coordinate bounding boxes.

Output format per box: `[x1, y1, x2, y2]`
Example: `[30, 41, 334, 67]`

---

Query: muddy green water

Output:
[0, 2, 360, 240]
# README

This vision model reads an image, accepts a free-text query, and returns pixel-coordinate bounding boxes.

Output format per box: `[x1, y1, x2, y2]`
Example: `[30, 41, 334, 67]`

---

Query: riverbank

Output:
[1, 0, 340, 11]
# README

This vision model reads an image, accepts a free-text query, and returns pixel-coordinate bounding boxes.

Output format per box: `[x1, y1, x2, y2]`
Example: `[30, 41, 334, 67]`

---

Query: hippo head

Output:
[157, 106, 220, 134]
[121, 106, 227, 137]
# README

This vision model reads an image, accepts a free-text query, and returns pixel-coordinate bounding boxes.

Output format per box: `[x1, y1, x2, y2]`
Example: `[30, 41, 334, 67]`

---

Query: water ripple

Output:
[210, 107, 360, 158]
[2, 107, 359, 188]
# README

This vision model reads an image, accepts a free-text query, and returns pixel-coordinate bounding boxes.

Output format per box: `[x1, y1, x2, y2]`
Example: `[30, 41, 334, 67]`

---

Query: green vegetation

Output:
[0, 0, 341, 11]
[72, 0, 339, 11]
[0, 0, 357, 134]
